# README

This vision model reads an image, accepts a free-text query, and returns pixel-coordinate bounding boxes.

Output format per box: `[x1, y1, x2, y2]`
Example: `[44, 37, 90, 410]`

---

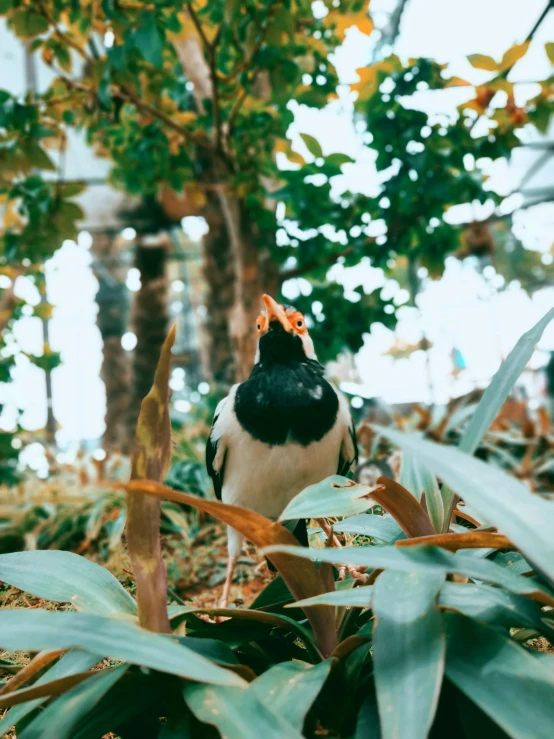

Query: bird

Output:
[206, 293, 358, 607]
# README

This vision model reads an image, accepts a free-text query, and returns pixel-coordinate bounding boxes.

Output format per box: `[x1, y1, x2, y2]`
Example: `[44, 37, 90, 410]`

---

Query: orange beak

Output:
[262, 294, 290, 332]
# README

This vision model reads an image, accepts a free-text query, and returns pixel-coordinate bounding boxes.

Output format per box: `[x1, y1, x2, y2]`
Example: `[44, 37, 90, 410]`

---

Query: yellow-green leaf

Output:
[499, 42, 530, 72]
[545, 42, 554, 64]
[467, 54, 498, 72]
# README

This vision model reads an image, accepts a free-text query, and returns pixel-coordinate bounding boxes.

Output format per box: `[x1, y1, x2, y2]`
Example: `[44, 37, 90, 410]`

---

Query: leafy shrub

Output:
[0, 308, 553, 738]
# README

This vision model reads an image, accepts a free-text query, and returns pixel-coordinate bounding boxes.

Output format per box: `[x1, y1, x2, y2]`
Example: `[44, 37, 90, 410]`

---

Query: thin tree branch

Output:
[186, 2, 213, 52]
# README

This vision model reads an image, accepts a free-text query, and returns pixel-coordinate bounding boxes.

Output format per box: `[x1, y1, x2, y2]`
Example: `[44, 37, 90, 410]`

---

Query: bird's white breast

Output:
[212, 386, 350, 519]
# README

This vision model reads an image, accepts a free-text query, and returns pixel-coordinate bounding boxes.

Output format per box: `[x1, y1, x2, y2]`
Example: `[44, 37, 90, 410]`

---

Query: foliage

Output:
[1, 1, 552, 374]
[1, 310, 554, 737]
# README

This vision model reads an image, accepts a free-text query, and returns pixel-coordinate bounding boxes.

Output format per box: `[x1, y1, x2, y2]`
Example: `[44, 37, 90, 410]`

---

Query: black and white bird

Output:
[206, 294, 358, 606]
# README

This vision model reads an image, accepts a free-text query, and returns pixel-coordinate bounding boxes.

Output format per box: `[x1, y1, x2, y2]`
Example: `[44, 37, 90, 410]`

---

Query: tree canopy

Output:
[0, 0, 553, 375]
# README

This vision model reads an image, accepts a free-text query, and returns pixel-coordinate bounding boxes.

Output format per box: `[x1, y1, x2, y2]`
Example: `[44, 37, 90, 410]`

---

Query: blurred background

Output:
[0, 0, 553, 565]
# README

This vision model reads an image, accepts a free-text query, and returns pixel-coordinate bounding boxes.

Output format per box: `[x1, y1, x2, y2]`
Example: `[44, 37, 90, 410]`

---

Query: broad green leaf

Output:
[279, 476, 374, 521]
[0, 610, 245, 687]
[289, 586, 373, 610]
[440, 306, 554, 526]
[167, 606, 320, 662]
[325, 153, 355, 167]
[71, 672, 160, 739]
[300, 133, 323, 158]
[0, 651, 102, 738]
[250, 660, 333, 730]
[354, 693, 381, 739]
[184, 684, 303, 739]
[459, 308, 554, 456]
[0, 550, 136, 616]
[134, 13, 163, 68]
[333, 513, 404, 543]
[373, 571, 445, 739]
[374, 427, 554, 587]
[263, 544, 554, 605]
[19, 666, 128, 739]
[291, 580, 553, 639]
[438, 582, 554, 638]
[467, 54, 498, 71]
[224, 0, 242, 24]
[445, 614, 554, 739]
[399, 451, 443, 532]
[499, 42, 530, 72]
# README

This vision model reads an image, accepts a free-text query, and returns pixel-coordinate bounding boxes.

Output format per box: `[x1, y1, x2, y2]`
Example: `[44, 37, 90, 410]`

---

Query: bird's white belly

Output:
[221, 421, 343, 519]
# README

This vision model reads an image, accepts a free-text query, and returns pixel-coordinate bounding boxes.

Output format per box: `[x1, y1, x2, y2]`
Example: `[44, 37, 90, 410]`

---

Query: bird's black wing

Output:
[205, 401, 226, 500]
[338, 422, 358, 476]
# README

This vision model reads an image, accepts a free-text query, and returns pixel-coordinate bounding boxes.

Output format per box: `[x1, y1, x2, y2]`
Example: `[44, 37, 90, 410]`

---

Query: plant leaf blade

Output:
[0, 610, 245, 687]
[0, 551, 136, 616]
[373, 570, 445, 739]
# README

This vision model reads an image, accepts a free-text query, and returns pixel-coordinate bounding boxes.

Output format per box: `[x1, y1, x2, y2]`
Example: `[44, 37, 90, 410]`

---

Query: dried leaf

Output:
[395, 532, 513, 552]
[127, 326, 176, 633]
[126, 479, 338, 657]
[373, 477, 435, 538]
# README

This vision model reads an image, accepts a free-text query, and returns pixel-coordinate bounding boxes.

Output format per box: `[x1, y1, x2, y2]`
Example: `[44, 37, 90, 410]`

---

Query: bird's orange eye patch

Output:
[256, 316, 266, 333]
[288, 312, 307, 334]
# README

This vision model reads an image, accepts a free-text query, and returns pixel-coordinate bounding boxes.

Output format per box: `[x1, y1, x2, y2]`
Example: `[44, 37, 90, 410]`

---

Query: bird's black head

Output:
[254, 294, 317, 365]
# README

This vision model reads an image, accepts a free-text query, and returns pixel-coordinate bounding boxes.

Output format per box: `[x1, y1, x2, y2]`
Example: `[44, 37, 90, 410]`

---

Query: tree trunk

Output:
[127, 235, 169, 440]
[92, 233, 132, 452]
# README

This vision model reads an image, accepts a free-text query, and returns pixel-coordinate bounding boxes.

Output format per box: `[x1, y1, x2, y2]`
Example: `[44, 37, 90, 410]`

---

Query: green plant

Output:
[0, 308, 553, 737]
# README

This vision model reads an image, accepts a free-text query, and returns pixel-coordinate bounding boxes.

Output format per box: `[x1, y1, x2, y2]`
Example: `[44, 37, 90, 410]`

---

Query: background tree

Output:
[1, 0, 552, 394]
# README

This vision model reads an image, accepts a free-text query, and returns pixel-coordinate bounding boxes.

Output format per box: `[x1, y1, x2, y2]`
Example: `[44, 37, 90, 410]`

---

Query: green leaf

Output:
[184, 684, 303, 739]
[71, 672, 159, 739]
[438, 582, 554, 638]
[333, 513, 404, 543]
[459, 307, 554, 457]
[373, 571, 445, 739]
[24, 142, 56, 171]
[300, 133, 323, 159]
[467, 54, 498, 71]
[374, 427, 554, 588]
[0, 1, 14, 14]
[445, 614, 554, 739]
[289, 586, 373, 610]
[263, 544, 554, 604]
[168, 606, 321, 663]
[11, 10, 49, 38]
[546, 42, 554, 64]
[134, 14, 163, 69]
[0, 651, 102, 738]
[0, 550, 136, 616]
[325, 153, 355, 167]
[250, 661, 333, 730]
[399, 451, 443, 532]
[19, 666, 128, 739]
[224, 0, 242, 24]
[107, 45, 128, 71]
[59, 182, 86, 198]
[0, 610, 245, 687]
[280, 476, 374, 521]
